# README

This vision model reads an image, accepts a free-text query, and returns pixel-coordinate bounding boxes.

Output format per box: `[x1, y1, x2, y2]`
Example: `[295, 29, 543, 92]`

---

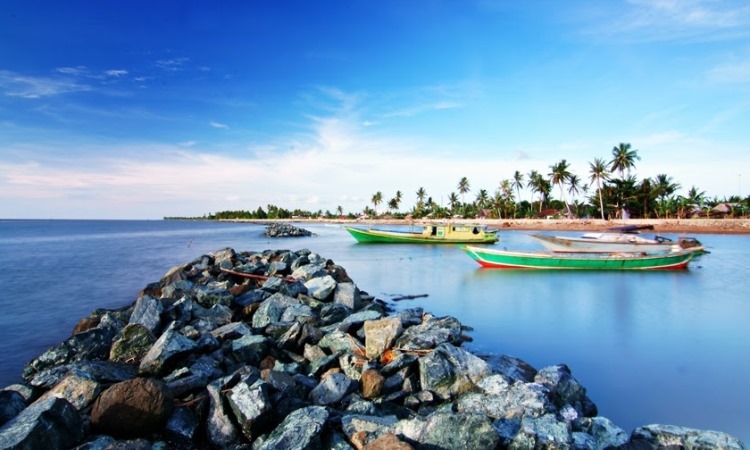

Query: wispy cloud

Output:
[210, 121, 229, 129]
[154, 57, 190, 71]
[104, 69, 128, 77]
[0, 70, 92, 99]
[582, 0, 750, 43]
[707, 60, 750, 84]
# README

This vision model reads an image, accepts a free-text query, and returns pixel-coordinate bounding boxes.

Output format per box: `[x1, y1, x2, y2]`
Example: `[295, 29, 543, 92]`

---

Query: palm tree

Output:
[687, 186, 706, 216]
[610, 142, 640, 179]
[393, 190, 403, 212]
[475, 189, 489, 213]
[448, 192, 460, 215]
[336, 205, 343, 217]
[500, 179, 514, 218]
[567, 174, 582, 217]
[526, 170, 541, 212]
[653, 174, 680, 218]
[371, 191, 383, 216]
[512, 171, 524, 204]
[549, 159, 573, 218]
[457, 177, 470, 205]
[589, 157, 610, 220]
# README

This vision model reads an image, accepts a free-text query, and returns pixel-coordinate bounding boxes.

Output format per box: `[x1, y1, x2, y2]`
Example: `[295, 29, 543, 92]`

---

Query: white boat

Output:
[529, 225, 704, 255]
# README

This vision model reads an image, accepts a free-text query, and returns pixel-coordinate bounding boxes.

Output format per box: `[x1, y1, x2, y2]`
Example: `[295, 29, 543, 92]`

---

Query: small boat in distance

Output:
[460, 245, 694, 270]
[529, 224, 704, 255]
[344, 223, 498, 244]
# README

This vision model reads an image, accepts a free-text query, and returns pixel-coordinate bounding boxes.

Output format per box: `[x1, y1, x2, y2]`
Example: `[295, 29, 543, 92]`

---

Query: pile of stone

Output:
[0, 248, 744, 449]
[264, 223, 314, 238]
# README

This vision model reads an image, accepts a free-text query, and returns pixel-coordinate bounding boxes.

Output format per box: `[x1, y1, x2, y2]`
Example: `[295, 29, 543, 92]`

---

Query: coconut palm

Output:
[526, 170, 541, 212]
[457, 177, 470, 205]
[549, 159, 573, 218]
[475, 189, 489, 212]
[371, 191, 383, 216]
[448, 192, 460, 214]
[567, 174, 582, 217]
[589, 157, 610, 220]
[654, 174, 680, 218]
[610, 142, 640, 179]
[512, 171, 524, 204]
[500, 179, 515, 218]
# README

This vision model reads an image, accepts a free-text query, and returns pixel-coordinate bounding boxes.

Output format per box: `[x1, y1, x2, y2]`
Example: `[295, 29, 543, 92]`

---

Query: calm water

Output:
[0, 220, 747, 443]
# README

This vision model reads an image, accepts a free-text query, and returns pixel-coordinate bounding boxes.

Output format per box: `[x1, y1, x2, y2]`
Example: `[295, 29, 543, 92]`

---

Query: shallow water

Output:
[0, 220, 747, 443]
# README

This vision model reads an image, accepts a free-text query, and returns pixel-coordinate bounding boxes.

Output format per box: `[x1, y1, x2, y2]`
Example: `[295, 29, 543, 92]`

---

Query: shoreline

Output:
[221, 218, 750, 235]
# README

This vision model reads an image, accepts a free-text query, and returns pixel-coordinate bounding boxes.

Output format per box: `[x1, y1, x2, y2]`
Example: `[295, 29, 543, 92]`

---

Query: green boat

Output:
[460, 245, 694, 270]
[344, 224, 498, 244]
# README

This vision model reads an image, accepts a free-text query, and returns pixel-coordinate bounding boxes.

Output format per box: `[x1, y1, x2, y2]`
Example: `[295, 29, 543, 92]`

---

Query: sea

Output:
[0, 219, 747, 444]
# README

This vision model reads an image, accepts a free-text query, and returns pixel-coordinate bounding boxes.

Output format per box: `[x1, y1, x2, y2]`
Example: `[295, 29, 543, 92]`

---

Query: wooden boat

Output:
[344, 224, 498, 244]
[460, 245, 694, 270]
[529, 225, 704, 254]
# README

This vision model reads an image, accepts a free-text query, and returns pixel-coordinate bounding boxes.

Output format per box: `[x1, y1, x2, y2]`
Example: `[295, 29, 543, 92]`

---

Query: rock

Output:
[231, 334, 270, 366]
[309, 372, 357, 405]
[255, 405, 328, 450]
[264, 223, 313, 237]
[394, 412, 499, 450]
[394, 315, 463, 350]
[206, 383, 241, 448]
[360, 369, 385, 400]
[0, 397, 84, 450]
[418, 343, 490, 400]
[483, 353, 538, 382]
[22, 327, 117, 380]
[38, 373, 101, 410]
[226, 379, 272, 441]
[90, 377, 172, 438]
[364, 317, 403, 360]
[0, 390, 26, 427]
[129, 295, 163, 334]
[362, 432, 413, 450]
[304, 275, 337, 300]
[535, 363, 592, 415]
[252, 292, 302, 328]
[511, 413, 572, 448]
[138, 327, 198, 376]
[334, 282, 363, 311]
[625, 424, 746, 450]
[109, 323, 156, 363]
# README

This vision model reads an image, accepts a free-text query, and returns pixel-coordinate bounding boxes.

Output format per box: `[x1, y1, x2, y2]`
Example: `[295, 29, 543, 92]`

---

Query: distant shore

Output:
[221, 217, 750, 235]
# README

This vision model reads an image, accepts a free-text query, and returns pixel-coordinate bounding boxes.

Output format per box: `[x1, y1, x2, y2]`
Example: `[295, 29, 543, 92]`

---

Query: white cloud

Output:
[210, 121, 229, 129]
[582, 0, 750, 43]
[0, 70, 92, 99]
[104, 69, 128, 77]
[707, 60, 750, 84]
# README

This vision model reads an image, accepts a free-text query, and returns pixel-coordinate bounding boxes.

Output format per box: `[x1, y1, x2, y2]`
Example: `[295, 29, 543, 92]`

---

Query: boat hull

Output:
[460, 245, 693, 270]
[529, 234, 681, 254]
[344, 225, 497, 244]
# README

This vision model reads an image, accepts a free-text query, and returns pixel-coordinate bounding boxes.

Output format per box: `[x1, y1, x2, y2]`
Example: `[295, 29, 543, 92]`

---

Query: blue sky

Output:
[2, 0, 749, 219]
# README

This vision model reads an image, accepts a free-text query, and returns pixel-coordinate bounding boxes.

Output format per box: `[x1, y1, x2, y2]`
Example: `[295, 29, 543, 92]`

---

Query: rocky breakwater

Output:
[0, 248, 745, 450]
[264, 223, 314, 238]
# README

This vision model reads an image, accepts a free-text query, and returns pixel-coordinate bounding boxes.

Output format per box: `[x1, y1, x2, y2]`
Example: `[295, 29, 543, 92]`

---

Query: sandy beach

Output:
[230, 217, 750, 235]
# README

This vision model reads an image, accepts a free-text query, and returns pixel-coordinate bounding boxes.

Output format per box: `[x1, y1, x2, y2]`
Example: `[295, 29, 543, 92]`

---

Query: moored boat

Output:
[529, 225, 704, 254]
[460, 245, 694, 270]
[344, 224, 498, 244]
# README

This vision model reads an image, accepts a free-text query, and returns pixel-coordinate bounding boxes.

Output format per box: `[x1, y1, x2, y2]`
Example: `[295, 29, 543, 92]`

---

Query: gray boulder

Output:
[255, 405, 328, 450]
[129, 295, 163, 334]
[0, 397, 83, 450]
[0, 390, 26, 427]
[309, 372, 357, 405]
[418, 343, 490, 400]
[625, 424, 746, 450]
[139, 327, 198, 376]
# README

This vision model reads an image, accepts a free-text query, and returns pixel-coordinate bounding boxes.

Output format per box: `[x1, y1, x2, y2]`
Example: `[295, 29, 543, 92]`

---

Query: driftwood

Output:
[391, 294, 428, 302]
[219, 268, 296, 283]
